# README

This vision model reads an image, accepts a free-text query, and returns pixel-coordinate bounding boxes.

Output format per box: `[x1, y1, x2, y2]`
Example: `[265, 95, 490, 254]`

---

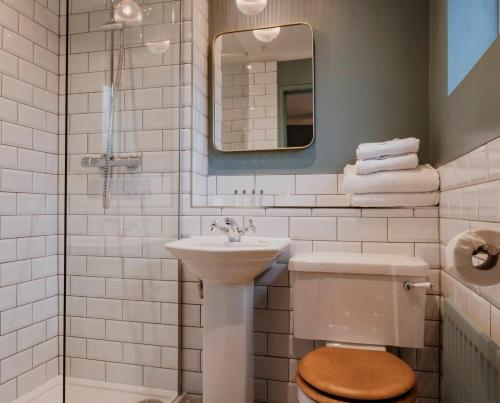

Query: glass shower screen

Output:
[64, 0, 181, 401]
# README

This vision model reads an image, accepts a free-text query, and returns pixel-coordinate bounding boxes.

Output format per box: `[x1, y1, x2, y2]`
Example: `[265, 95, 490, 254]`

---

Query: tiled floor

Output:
[14, 376, 178, 403]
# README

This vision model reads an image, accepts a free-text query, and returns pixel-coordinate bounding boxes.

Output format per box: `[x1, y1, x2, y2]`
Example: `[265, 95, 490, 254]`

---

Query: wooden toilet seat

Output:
[297, 347, 417, 403]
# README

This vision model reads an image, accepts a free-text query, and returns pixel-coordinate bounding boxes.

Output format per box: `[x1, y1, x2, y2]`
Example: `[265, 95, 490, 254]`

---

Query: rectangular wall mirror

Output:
[212, 23, 315, 152]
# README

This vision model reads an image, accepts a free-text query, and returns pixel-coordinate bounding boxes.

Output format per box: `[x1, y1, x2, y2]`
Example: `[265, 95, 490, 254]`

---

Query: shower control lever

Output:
[210, 217, 256, 242]
[81, 155, 141, 169]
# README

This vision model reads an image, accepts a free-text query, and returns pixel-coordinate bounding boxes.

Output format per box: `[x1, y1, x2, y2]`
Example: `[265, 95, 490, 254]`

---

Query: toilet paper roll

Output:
[446, 229, 500, 286]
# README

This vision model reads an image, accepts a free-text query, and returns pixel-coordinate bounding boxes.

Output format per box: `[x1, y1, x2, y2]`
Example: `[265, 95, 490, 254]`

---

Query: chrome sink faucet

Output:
[210, 217, 256, 242]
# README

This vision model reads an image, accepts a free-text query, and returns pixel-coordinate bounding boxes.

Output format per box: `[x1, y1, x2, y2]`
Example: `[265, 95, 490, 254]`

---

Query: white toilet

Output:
[289, 252, 431, 403]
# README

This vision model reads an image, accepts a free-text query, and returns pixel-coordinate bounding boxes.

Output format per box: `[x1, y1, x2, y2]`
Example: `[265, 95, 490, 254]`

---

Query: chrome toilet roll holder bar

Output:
[473, 244, 499, 271]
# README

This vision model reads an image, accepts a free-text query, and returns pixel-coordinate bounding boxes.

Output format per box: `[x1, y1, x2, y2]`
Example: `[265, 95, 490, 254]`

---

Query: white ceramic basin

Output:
[165, 236, 289, 284]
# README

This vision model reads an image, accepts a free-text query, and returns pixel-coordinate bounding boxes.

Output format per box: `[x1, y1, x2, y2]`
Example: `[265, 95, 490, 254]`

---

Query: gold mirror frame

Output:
[211, 22, 316, 153]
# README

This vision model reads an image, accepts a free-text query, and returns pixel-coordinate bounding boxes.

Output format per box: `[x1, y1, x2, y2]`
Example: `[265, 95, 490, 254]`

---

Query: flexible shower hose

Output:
[103, 28, 125, 210]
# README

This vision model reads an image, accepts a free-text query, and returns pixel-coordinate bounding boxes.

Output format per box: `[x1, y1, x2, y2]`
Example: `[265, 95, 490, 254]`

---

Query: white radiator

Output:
[442, 299, 500, 403]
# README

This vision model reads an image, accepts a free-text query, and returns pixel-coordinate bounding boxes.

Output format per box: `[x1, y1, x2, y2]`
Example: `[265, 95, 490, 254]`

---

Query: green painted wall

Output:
[208, 0, 430, 175]
[277, 59, 312, 85]
[430, 1, 500, 166]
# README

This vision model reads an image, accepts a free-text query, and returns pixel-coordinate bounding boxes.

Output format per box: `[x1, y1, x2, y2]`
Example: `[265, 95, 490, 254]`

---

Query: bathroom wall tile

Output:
[267, 380, 298, 403]
[312, 241, 361, 253]
[388, 218, 439, 242]
[71, 358, 105, 382]
[414, 243, 440, 268]
[362, 242, 414, 256]
[290, 217, 336, 241]
[337, 217, 387, 241]
[106, 362, 143, 386]
[468, 146, 488, 184]
[469, 292, 491, 335]
[1, 349, 33, 383]
[295, 174, 337, 195]
[87, 339, 123, 362]
[254, 309, 289, 333]
[255, 175, 295, 195]
[461, 187, 478, 220]
[416, 346, 439, 372]
[478, 181, 500, 222]
[268, 334, 314, 359]
[245, 216, 289, 238]
[315, 194, 350, 207]
[255, 356, 289, 382]
[362, 208, 413, 217]
[491, 305, 500, 346]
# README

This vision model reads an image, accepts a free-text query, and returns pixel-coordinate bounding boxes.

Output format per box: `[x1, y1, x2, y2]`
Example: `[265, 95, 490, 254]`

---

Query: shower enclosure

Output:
[62, 0, 182, 401]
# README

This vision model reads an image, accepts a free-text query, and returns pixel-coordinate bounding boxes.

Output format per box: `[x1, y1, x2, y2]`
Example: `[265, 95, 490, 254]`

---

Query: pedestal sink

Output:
[165, 236, 290, 403]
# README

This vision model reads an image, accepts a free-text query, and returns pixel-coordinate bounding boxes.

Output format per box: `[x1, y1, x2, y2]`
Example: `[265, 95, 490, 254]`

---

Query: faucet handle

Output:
[247, 219, 256, 232]
[210, 218, 218, 232]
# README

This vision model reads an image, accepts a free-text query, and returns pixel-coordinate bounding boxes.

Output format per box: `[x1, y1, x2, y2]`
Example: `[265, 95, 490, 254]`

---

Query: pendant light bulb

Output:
[253, 27, 280, 43]
[235, 0, 268, 16]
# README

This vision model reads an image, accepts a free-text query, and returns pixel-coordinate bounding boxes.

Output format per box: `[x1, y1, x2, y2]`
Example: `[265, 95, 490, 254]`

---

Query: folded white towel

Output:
[356, 153, 418, 175]
[349, 191, 440, 207]
[342, 164, 440, 194]
[356, 138, 420, 160]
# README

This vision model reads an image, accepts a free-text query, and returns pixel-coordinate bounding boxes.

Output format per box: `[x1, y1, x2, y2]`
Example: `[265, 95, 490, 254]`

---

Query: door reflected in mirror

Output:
[213, 23, 314, 152]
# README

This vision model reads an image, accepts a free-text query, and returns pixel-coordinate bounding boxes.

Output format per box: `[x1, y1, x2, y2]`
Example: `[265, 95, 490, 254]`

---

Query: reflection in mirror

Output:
[213, 23, 314, 152]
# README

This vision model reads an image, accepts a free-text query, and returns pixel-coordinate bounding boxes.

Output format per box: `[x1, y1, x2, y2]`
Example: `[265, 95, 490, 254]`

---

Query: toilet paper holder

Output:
[473, 244, 499, 271]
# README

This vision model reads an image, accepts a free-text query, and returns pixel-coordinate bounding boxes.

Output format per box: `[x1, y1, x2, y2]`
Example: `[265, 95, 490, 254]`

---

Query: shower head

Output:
[112, 0, 143, 26]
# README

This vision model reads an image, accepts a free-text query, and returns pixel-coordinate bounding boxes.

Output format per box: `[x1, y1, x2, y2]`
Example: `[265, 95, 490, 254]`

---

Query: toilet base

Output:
[298, 388, 317, 403]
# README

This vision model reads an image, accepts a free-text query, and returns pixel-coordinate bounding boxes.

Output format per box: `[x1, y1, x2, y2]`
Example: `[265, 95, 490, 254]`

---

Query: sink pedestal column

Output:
[203, 283, 254, 403]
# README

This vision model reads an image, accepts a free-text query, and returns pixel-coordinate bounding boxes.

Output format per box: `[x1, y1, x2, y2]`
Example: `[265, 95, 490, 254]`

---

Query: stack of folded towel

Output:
[342, 138, 440, 207]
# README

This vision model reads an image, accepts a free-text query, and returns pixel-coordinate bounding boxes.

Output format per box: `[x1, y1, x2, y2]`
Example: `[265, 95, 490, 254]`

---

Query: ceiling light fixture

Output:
[235, 0, 268, 16]
[253, 27, 280, 43]
[113, 0, 143, 26]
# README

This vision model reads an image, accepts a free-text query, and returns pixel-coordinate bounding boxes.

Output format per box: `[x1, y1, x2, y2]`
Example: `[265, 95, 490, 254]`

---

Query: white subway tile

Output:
[87, 339, 123, 362]
[87, 298, 122, 320]
[1, 349, 32, 383]
[362, 242, 414, 256]
[296, 174, 337, 195]
[2, 75, 33, 105]
[1, 216, 32, 239]
[3, 29, 33, 61]
[71, 358, 105, 381]
[290, 217, 336, 241]
[70, 276, 105, 298]
[388, 218, 439, 242]
[143, 280, 178, 303]
[106, 278, 142, 300]
[0, 259, 31, 285]
[255, 175, 295, 195]
[32, 296, 57, 322]
[106, 320, 143, 343]
[71, 317, 105, 339]
[337, 217, 387, 242]
[123, 343, 161, 367]
[123, 301, 161, 323]
[17, 278, 45, 305]
[1, 169, 33, 193]
[106, 362, 143, 386]
[17, 321, 46, 351]
[1, 304, 32, 335]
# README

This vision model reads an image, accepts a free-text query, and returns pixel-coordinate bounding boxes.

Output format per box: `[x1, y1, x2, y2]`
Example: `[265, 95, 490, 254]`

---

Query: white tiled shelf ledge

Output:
[204, 173, 350, 207]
